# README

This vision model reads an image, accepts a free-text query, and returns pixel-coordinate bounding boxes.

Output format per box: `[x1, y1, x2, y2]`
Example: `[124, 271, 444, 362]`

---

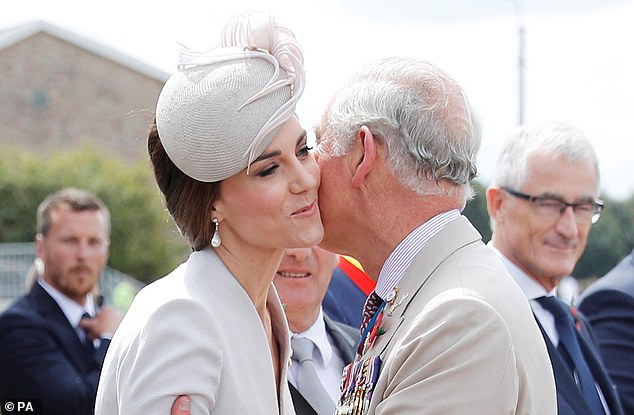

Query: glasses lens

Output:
[572, 203, 595, 223]
[533, 198, 564, 219]
[590, 200, 604, 224]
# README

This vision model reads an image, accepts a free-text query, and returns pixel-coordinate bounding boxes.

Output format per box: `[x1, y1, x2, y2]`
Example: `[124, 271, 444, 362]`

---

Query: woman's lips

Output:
[292, 201, 317, 217]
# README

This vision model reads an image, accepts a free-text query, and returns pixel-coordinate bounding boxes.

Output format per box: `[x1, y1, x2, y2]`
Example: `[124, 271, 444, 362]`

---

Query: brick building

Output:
[0, 20, 168, 161]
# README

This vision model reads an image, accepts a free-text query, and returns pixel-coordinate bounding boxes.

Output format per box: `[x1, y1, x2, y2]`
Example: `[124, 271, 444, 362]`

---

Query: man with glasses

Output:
[486, 120, 623, 415]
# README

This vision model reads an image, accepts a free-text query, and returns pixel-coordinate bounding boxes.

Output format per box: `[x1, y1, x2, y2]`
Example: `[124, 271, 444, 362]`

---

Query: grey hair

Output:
[492, 120, 600, 191]
[319, 57, 480, 203]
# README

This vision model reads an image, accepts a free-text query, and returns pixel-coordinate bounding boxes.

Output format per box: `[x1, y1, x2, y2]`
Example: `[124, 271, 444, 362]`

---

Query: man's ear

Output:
[35, 233, 45, 260]
[351, 126, 377, 188]
[486, 187, 505, 220]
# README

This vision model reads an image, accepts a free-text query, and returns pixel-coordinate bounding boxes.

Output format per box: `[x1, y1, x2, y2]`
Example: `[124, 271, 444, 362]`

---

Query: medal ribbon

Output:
[356, 301, 386, 354]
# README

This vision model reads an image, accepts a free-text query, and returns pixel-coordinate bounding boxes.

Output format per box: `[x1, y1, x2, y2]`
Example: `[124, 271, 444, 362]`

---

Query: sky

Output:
[3, 0, 633, 199]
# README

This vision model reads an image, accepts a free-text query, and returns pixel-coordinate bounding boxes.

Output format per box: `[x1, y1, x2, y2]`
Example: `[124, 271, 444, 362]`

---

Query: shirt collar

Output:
[291, 308, 332, 365]
[38, 278, 96, 327]
[488, 243, 562, 344]
[375, 209, 461, 300]
[487, 243, 557, 299]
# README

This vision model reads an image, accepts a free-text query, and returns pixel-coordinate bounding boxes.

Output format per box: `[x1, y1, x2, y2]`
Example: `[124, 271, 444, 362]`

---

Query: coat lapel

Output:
[535, 317, 593, 415]
[324, 315, 358, 364]
[31, 283, 90, 373]
[288, 382, 318, 415]
[576, 319, 624, 414]
[373, 216, 482, 357]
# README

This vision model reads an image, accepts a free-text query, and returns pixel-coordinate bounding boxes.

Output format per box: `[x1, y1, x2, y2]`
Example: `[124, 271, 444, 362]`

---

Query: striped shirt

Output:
[374, 209, 461, 300]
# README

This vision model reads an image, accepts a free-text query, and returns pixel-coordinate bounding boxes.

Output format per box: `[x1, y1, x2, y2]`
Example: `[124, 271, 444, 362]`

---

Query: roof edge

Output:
[0, 20, 169, 82]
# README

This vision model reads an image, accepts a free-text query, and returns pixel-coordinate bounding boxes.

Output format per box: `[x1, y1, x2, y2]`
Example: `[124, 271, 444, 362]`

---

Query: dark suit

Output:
[0, 282, 109, 415]
[578, 249, 634, 414]
[289, 314, 358, 415]
[535, 308, 624, 415]
[323, 266, 371, 328]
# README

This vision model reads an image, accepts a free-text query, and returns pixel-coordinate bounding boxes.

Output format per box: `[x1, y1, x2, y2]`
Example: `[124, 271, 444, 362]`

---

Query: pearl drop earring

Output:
[211, 218, 221, 248]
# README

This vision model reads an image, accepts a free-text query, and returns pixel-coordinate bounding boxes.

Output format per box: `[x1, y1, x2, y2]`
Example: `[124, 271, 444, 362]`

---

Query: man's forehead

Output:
[49, 208, 107, 231]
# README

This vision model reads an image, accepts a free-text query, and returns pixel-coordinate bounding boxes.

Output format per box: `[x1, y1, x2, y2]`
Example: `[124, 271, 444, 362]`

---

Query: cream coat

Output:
[95, 249, 295, 415]
[356, 217, 557, 414]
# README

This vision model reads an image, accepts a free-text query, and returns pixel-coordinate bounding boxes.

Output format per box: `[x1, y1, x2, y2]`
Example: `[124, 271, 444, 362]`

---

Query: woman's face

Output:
[214, 116, 324, 250]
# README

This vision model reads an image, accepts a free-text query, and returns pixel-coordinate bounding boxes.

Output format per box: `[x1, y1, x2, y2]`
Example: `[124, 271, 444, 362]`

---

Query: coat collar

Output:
[369, 216, 483, 357]
[29, 283, 93, 371]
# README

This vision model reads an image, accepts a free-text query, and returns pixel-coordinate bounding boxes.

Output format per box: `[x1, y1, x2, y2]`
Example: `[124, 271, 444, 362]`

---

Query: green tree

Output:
[463, 180, 491, 242]
[0, 144, 189, 283]
[575, 193, 634, 278]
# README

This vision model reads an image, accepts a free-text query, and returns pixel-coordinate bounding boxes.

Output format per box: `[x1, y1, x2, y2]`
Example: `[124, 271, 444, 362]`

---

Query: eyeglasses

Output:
[502, 187, 604, 224]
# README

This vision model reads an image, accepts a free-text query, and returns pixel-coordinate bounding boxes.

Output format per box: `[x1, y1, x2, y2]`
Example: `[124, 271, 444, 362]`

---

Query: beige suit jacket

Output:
[95, 249, 295, 415]
[357, 217, 556, 414]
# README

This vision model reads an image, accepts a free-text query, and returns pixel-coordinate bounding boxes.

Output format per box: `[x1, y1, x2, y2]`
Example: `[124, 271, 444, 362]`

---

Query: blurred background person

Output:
[486, 120, 623, 415]
[274, 247, 358, 415]
[0, 187, 122, 415]
[578, 248, 634, 414]
[323, 255, 374, 328]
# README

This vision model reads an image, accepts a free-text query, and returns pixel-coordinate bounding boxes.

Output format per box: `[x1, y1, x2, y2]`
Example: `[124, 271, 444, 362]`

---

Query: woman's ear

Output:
[210, 196, 225, 222]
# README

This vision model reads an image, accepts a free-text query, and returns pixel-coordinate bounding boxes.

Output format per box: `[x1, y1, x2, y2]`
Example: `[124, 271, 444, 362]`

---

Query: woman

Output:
[95, 11, 323, 414]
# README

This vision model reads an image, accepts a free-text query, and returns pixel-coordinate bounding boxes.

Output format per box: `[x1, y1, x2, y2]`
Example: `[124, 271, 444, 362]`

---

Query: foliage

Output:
[463, 180, 634, 280]
[463, 180, 492, 242]
[575, 193, 634, 278]
[0, 145, 189, 283]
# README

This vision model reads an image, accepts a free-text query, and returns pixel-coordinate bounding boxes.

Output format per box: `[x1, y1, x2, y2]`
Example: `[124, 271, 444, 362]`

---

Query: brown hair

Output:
[147, 121, 220, 251]
[37, 187, 110, 236]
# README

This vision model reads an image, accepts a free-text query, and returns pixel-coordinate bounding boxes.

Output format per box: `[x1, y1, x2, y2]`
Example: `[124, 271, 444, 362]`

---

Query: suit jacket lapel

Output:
[392, 216, 481, 316]
[534, 317, 593, 415]
[535, 305, 623, 415]
[324, 315, 357, 364]
[288, 382, 318, 415]
[373, 216, 482, 356]
[576, 320, 624, 414]
[31, 283, 91, 372]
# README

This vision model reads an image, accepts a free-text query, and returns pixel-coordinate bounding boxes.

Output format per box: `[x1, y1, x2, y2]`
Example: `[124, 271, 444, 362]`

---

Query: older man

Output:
[311, 57, 556, 414]
[486, 120, 624, 415]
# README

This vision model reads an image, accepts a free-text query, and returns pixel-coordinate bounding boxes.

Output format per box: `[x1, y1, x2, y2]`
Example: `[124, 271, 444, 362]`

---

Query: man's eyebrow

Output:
[540, 192, 596, 203]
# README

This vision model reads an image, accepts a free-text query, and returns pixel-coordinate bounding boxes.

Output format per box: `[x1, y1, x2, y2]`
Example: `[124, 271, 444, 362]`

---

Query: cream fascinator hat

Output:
[155, 11, 305, 182]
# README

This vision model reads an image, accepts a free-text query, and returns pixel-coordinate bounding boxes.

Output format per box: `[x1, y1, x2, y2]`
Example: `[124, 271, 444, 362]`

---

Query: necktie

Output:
[537, 296, 605, 414]
[359, 291, 383, 336]
[80, 312, 95, 361]
[291, 336, 334, 415]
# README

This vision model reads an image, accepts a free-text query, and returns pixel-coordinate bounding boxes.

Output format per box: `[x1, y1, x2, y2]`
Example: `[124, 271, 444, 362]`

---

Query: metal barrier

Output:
[0, 242, 144, 312]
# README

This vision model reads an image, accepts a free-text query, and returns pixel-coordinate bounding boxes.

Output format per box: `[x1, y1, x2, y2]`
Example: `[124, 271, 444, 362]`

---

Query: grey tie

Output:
[291, 336, 335, 415]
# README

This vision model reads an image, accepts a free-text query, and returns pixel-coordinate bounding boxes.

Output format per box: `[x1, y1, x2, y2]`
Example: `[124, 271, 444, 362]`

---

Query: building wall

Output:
[0, 32, 165, 161]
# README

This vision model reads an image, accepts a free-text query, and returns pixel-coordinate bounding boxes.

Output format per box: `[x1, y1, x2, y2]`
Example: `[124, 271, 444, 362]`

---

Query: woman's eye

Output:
[297, 145, 313, 157]
[257, 165, 278, 177]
